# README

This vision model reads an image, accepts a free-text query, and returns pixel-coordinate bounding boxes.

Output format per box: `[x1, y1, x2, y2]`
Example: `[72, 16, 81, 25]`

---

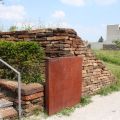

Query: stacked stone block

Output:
[0, 28, 116, 96]
[0, 79, 44, 115]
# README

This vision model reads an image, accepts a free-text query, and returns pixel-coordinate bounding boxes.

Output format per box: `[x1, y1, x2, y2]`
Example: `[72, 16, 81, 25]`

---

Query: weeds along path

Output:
[24, 91, 120, 120]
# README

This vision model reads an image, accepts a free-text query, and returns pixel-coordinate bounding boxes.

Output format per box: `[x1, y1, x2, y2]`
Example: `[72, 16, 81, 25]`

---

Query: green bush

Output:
[114, 40, 120, 48]
[0, 41, 45, 84]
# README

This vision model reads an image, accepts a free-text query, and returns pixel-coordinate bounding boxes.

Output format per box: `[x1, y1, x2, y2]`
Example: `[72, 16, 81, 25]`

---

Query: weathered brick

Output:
[0, 107, 17, 119]
[21, 83, 44, 95]
[22, 92, 44, 101]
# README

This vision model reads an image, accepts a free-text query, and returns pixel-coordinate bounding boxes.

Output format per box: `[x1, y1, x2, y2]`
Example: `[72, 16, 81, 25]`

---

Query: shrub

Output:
[114, 40, 120, 48]
[0, 41, 45, 84]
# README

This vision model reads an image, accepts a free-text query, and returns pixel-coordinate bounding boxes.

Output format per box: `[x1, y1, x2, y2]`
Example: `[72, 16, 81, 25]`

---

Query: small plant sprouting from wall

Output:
[9, 26, 18, 32]
[0, 41, 45, 84]
[21, 24, 33, 30]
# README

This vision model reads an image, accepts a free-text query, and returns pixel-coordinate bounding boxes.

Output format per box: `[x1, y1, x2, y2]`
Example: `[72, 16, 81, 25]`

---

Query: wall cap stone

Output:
[0, 79, 44, 95]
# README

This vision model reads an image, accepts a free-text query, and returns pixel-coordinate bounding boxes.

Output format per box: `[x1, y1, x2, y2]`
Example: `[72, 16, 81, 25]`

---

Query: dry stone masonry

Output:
[0, 28, 116, 96]
[0, 79, 44, 116]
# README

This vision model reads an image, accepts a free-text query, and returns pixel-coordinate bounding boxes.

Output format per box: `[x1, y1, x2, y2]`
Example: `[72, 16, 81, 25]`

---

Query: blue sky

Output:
[0, 0, 120, 42]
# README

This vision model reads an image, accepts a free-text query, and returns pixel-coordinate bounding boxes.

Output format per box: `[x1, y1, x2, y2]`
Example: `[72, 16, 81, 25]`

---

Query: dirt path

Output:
[24, 91, 120, 120]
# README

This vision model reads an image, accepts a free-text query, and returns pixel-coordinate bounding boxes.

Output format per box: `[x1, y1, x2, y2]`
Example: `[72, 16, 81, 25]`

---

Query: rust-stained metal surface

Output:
[45, 56, 82, 115]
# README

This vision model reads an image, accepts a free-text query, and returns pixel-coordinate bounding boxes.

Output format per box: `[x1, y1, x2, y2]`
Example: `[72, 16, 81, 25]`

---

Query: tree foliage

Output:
[114, 40, 120, 48]
[98, 36, 104, 42]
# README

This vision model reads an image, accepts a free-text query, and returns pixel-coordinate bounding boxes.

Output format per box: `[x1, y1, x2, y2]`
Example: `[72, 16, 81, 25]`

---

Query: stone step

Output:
[0, 93, 5, 99]
[0, 99, 13, 108]
[0, 107, 17, 119]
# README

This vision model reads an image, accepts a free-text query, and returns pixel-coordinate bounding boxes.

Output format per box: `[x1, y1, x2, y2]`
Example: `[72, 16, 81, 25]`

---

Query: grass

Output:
[97, 82, 120, 96]
[80, 96, 92, 106]
[58, 96, 92, 116]
[58, 107, 76, 116]
[94, 50, 120, 96]
[33, 108, 41, 116]
[94, 50, 120, 65]
[104, 62, 120, 80]
[98, 62, 120, 96]
[93, 50, 120, 79]
[30, 96, 92, 117]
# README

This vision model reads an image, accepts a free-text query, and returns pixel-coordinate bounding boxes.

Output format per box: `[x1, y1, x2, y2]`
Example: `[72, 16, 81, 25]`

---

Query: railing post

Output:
[18, 73, 22, 120]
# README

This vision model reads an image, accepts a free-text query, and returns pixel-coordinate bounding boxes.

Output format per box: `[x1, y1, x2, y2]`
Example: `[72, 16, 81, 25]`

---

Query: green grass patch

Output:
[94, 50, 120, 65]
[58, 107, 76, 116]
[94, 50, 120, 96]
[94, 49, 120, 96]
[97, 82, 120, 96]
[104, 62, 120, 80]
[98, 62, 120, 96]
[80, 96, 92, 106]
[33, 108, 41, 116]
[58, 96, 92, 116]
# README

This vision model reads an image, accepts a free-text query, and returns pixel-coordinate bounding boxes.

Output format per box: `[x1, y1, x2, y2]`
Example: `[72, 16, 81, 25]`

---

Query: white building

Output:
[90, 24, 120, 49]
[105, 24, 120, 44]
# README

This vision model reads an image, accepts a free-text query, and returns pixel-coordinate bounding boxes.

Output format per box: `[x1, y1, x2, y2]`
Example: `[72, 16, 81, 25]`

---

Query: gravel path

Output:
[24, 91, 120, 120]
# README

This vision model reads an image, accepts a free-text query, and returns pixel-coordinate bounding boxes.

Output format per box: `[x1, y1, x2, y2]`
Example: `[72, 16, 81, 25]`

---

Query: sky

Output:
[0, 0, 120, 42]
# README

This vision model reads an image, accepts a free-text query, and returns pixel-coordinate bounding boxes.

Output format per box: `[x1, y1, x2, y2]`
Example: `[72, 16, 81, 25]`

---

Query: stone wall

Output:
[0, 79, 44, 115]
[0, 28, 116, 96]
[103, 44, 120, 50]
[89, 42, 103, 50]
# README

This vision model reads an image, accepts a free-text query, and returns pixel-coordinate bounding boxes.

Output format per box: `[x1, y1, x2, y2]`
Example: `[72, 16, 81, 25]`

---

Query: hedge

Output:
[0, 41, 45, 84]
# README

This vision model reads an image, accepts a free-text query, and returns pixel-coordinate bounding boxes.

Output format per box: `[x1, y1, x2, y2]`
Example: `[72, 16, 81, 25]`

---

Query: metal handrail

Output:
[0, 59, 22, 120]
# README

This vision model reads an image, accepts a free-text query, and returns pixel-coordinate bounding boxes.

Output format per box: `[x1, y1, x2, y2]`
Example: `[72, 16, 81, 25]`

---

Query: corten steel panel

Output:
[45, 56, 82, 115]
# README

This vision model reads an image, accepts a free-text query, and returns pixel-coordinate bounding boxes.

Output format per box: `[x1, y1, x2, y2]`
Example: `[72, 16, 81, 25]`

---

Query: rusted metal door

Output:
[45, 56, 82, 115]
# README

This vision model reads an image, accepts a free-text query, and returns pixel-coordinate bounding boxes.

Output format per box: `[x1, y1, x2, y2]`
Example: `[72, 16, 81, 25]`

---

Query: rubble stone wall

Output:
[103, 44, 120, 50]
[0, 79, 44, 115]
[0, 28, 116, 96]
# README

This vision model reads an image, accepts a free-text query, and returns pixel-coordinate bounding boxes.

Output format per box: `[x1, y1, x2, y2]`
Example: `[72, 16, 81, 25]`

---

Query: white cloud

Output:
[0, 4, 26, 21]
[51, 10, 69, 28]
[52, 10, 65, 19]
[95, 0, 117, 5]
[60, 0, 117, 6]
[60, 0, 85, 6]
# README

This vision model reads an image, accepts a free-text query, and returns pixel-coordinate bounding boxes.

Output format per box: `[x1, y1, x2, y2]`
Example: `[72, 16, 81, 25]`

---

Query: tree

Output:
[98, 36, 104, 42]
